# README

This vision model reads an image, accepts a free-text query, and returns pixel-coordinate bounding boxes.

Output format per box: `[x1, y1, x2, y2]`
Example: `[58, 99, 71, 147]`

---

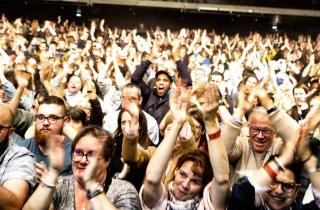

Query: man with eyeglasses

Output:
[228, 124, 320, 210]
[0, 104, 36, 209]
[15, 96, 73, 184]
[221, 87, 299, 186]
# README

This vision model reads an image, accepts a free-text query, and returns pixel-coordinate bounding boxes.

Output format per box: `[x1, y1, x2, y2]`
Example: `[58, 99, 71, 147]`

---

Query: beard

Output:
[0, 132, 10, 156]
[35, 128, 50, 148]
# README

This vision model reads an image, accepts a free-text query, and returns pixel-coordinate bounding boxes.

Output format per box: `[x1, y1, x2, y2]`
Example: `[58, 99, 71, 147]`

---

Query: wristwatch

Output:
[267, 105, 277, 115]
[87, 184, 104, 200]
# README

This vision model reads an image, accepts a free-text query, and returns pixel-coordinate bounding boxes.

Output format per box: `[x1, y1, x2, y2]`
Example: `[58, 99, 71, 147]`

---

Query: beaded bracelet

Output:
[40, 178, 56, 189]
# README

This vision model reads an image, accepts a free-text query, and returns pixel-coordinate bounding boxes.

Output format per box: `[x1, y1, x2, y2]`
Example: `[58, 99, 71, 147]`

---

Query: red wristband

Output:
[263, 163, 277, 180]
[206, 130, 221, 141]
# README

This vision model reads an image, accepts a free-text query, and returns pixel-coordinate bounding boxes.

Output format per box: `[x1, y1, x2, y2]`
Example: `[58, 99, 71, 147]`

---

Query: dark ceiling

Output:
[165, 0, 320, 9]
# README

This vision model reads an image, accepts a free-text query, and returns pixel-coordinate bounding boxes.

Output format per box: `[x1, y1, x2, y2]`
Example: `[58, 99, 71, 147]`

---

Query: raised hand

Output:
[122, 102, 140, 139]
[296, 124, 313, 163]
[36, 161, 48, 184]
[83, 155, 100, 189]
[192, 81, 220, 121]
[15, 69, 31, 89]
[39, 59, 52, 82]
[237, 86, 256, 113]
[169, 84, 191, 125]
[47, 134, 65, 174]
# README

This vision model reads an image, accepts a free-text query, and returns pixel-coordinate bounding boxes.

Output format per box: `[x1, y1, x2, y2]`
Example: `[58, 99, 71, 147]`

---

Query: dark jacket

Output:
[131, 59, 192, 125]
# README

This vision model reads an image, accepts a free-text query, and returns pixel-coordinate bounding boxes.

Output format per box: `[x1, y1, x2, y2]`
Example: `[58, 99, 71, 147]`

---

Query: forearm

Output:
[145, 122, 182, 184]
[22, 170, 58, 210]
[218, 105, 232, 124]
[176, 60, 192, 86]
[122, 135, 139, 162]
[269, 109, 299, 144]
[8, 86, 24, 115]
[131, 60, 151, 84]
[222, 109, 242, 159]
[0, 186, 22, 210]
[206, 120, 229, 210]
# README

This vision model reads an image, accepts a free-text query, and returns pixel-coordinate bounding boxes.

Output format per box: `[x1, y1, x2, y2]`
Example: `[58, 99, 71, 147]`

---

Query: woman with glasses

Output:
[23, 125, 141, 210]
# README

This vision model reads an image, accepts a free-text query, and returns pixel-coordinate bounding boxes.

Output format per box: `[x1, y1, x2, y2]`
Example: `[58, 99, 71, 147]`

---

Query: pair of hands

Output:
[43, 135, 100, 188]
[170, 81, 221, 125]
[237, 86, 273, 113]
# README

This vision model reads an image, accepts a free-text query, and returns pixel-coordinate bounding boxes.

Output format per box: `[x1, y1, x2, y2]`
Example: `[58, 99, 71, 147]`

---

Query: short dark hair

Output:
[72, 125, 114, 161]
[40, 96, 66, 115]
[293, 83, 309, 95]
[67, 107, 87, 126]
[210, 71, 224, 80]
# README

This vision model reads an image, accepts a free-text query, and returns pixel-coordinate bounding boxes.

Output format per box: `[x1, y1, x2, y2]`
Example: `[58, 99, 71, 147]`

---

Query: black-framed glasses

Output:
[36, 114, 65, 123]
[0, 125, 12, 132]
[73, 149, 99, 162]
[250, 126, 274, 136]
[268, 180, 300, 193]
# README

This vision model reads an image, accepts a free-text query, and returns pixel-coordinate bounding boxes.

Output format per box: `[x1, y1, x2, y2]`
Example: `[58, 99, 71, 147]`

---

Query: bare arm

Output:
[0, 185, 24, 210]
[8, 70, 30, 115]
[142, 85, 190, 208]
[23, 135, 65, 210]
[193, 82, 229, 210]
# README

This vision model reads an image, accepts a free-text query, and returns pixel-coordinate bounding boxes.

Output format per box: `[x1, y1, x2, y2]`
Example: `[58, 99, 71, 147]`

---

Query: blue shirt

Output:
[14, 136, 73, 176]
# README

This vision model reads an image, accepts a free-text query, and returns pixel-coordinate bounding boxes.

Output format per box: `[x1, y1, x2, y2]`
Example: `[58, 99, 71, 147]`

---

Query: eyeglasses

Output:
[268, 180, 300, 193]
[0, 125, 11, 132]
[250, 126, 274, 136]
[73, 149, 99, 162]
[36, 114, 65, 123]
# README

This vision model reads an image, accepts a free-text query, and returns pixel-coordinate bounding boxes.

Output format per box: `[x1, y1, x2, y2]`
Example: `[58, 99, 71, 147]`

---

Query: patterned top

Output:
[139, 182, 215, 210]
[53, 175, 142, 210]
[0, 141, 36, 188]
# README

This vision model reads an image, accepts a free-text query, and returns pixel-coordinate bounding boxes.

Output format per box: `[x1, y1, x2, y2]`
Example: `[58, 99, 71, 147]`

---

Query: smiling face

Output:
[173, 161, 203, 201]
[72, 135, 109, 187]
[155, 74, 171, 97]
[264, 170, 299, 210]
[248, 112, 274, 153]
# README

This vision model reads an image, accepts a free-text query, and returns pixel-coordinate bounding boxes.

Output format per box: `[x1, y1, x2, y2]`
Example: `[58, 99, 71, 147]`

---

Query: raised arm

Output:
[142, 85, 190, 208]
[23, 135, 65, 210]
[222, 86, 254, 162]
[254, 87, 299, 144]
[173, 46, 192, 87]
[193, 82, 229, 210]
[8, 70, 31, 115]
[121, 102, 156, 168]
[83, 156, 117, 210]
[131, 59, 152, 99]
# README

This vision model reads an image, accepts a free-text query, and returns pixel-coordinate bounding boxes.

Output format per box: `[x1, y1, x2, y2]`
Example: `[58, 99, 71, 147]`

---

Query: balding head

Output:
[0, 104, 14, 127]
[248, 107, 275, 153]
[0, 104, 14, 147]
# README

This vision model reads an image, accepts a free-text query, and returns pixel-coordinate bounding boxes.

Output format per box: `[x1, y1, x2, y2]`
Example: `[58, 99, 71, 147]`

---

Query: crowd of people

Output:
[0, 13, 320, 210]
